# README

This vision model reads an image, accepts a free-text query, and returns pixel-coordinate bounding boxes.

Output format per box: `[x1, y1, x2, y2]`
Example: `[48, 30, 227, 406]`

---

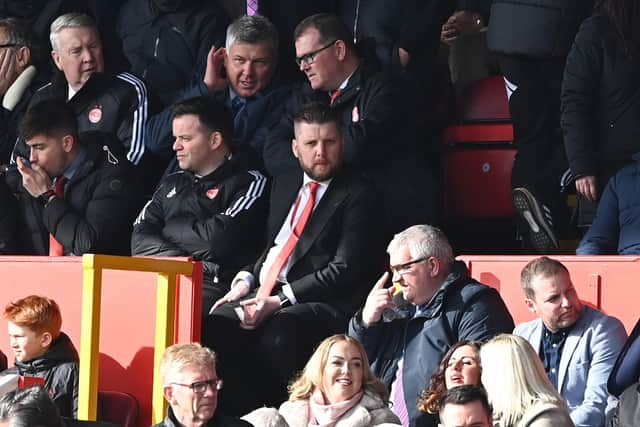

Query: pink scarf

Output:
[308, 389, 364, 427]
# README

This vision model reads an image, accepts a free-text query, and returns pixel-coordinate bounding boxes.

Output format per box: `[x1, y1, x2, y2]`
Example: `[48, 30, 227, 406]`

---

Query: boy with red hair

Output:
[2, 295, 78, 417]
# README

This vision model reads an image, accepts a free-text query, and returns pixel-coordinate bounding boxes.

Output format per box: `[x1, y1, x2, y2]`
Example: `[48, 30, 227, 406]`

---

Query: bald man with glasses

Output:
[349, 224, 514, 427]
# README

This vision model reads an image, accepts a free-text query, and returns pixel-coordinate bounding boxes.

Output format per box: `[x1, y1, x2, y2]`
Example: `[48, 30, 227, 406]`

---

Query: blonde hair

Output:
[159, 343, 217, 385]
[288, 335, 388, 402]
[520, 257, 569, 299]
[480, 334, 566, 426]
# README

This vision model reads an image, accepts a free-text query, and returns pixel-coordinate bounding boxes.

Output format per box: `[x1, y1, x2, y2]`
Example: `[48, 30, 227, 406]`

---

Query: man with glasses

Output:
[349, 224, 514, 427]
[205, 102, 385, 416]
[155, 342, 251, 427]
[0, 18, 44, 164]
[264, 13, 436, 234]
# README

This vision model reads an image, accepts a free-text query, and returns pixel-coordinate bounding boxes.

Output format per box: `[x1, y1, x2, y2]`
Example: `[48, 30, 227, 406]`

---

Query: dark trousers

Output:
[497, 54, 568, 206]
[203, 299, 347, 416]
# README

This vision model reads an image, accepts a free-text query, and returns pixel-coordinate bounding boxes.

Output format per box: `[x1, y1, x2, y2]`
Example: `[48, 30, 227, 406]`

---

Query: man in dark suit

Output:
[264, 13, 435, 233]
[204, 101, 385, 415]
[145, 14, 290, 167]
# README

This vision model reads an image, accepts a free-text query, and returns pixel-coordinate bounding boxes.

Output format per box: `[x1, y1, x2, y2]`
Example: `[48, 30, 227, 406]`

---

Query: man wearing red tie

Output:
[205, 101, 386, 415]
[264, 13, 436, 234]
[0, 99, 142, 256]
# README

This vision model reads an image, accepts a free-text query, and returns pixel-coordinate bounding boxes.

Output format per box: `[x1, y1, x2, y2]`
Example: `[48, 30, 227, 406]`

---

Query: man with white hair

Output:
[12, 13, 161, 190]
[155, 343, 251, 427]
[349, 224, 514, 427]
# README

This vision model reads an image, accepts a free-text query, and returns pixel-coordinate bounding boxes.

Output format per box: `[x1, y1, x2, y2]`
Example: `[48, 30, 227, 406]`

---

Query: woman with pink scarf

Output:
[244, 334, 400, 427]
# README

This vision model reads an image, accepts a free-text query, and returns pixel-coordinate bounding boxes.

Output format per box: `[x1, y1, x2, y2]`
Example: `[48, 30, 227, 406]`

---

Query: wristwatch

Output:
[39, 189, 56, 205]
[276, 291, 291, 308]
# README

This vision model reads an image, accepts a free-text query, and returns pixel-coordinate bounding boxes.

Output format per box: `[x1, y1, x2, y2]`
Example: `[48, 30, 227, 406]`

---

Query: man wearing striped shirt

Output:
[131, 96, 268, 316]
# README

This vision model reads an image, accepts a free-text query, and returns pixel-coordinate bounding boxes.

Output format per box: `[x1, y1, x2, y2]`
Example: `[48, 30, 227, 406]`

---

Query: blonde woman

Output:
[276, 334, 400, 427]
[480, 334, 574, 427]
[243, 334, 401, 427]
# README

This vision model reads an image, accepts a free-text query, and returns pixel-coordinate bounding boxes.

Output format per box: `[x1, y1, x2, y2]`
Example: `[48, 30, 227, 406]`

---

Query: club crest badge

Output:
[206, 187, 219, 200]
[88, 105, 103, 124]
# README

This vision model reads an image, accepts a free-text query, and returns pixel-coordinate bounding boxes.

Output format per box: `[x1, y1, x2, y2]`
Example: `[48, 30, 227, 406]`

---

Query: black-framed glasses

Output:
[390, 257, 427, 276]
[171, 379, 223, 394]
[0, 43, 18, 49]
[295, 40, 337, 67]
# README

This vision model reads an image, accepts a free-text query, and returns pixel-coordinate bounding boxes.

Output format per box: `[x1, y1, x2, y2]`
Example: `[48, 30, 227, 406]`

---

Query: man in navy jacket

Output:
[349, 224, 514, 427]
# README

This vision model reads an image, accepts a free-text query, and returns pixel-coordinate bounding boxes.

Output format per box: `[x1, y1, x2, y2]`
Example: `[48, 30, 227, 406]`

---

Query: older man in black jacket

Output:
[12, 13, 163, 192]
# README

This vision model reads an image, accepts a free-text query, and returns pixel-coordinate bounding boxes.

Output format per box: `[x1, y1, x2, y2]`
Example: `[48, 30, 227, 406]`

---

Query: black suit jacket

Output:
[249, 170, 386, 317]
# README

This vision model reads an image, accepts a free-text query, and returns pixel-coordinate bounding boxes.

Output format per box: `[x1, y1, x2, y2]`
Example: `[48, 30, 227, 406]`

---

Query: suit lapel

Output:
[558, 308, 589, 391]
[288, 174, 349, 266]
[531, 320, 543, 352]
[267, 174, 303, 244]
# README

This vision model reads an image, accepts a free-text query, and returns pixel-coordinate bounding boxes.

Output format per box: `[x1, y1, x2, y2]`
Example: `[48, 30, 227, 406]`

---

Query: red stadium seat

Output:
[98, 390, 139, 427]
[442, 76, 515, 219]
[458, 75, 511, 123]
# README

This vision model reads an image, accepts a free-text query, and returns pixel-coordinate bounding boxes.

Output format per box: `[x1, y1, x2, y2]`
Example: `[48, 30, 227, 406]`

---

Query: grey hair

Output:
[50, 13, 97, 52]
[225, 14, 278, 54]
[159, 343, 217, 385]
[387, 224, 454, 269]
[0, 18, 37, 49]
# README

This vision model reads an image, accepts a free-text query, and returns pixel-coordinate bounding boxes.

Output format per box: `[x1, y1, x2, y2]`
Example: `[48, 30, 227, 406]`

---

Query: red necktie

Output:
[257, 182, 320, 298]
[48, 176, 67, 256]
[329, 89, 341, 106]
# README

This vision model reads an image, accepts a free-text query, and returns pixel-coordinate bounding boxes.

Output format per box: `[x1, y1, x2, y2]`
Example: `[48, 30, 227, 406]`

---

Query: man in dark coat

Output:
[205, 102, 386, 415]
[265, 13, 436, 234]
[132, 96, 269, 314]
[0, 99, 142, 256]
[12, 13, 162, 192]
[145, 14, 290, 166]
[349, 224, 514, 427]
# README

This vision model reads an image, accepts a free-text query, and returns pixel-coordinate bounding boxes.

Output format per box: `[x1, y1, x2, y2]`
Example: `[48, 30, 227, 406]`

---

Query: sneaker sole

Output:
[512, 188, 559, 253]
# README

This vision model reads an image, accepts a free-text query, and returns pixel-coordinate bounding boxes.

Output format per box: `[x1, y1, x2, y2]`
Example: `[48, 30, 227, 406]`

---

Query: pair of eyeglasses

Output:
[295, 40, 337, 67]
[171, 379, 223, 394]
[389, 257, 427, 276]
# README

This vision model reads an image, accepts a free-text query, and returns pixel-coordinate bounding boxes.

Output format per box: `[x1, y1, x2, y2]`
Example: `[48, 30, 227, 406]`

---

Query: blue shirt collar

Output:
[62, 146, 87, 181]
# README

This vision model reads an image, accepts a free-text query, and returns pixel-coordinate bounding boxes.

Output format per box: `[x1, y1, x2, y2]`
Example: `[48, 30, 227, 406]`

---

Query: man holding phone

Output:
[0, 99, 142, 255]
[204, 102, 385, 416]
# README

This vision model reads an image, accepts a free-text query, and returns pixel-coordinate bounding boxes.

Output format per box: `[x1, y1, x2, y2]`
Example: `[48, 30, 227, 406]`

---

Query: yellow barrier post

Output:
[78, 254, 195, 424]
[78, 254, 103, 420]
[152, 272, 176, 423]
